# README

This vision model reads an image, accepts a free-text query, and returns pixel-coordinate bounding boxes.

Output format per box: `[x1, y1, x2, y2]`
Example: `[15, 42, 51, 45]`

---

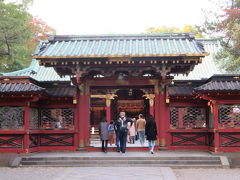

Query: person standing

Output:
[108, 120, 115, 146]
[99, 118, 109, 153]
[136, 114, 146, 146]
[145, 115, 158, 154]
[129, 118, 136, 144]
[114, 119, 120, 152]
[115, 111, 133, 155]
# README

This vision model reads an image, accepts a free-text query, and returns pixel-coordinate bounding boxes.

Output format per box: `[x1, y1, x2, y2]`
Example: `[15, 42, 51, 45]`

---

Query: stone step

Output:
[19, 163, 223, 168]
[21, 156, 220, 161]
[20, 160, 221, 166]
[14, 156, 227, 168]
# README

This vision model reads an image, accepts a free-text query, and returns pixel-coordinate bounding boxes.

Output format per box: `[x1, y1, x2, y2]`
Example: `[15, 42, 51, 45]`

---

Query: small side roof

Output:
[194, 74, 240, 92]
[0, 76, 45, 93]
[2, 59, 70, 82]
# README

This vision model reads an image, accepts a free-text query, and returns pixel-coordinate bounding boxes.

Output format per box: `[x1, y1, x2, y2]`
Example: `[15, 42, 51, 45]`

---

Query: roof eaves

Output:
[33, 53, 209, 59]
[2, 59, 38, 76]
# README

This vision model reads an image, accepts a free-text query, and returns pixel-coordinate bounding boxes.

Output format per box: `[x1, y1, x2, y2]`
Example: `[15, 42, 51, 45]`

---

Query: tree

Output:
[200, 0, 240, 73]
[145, 25, 205, 39]
[0, 1, 32, 71]
[27, 17, 56, 52]
[0, 0, 55, 72]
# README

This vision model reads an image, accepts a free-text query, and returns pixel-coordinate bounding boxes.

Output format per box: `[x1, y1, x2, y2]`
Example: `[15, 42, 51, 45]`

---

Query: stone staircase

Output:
[89, 127, 101, 146]
[11, 156, 229, 168]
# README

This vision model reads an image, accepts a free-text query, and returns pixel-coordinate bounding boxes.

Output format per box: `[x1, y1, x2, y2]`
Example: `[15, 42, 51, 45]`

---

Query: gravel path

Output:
[174, 168, 240, 180]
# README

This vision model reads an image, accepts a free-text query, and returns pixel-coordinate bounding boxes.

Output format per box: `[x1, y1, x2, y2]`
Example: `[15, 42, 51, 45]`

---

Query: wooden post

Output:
[74, 95, 79, 150]
[23, 103, 30, 153]
[78, 84, 90, 148]
[158, 88, 167, 147]
[154, 93, 161, 146]
[213, 101, 220, 152]
[106, 98, 111, 124]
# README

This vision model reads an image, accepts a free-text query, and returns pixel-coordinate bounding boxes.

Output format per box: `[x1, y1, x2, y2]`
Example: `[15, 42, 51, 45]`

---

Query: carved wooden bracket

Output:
[143, 94, 155, 106]
[159, 65, 171, 81]
[71, 66, 89, 84]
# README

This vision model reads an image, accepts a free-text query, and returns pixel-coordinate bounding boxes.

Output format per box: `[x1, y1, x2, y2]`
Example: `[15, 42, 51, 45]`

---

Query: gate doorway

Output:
[89, 87, 152, 148]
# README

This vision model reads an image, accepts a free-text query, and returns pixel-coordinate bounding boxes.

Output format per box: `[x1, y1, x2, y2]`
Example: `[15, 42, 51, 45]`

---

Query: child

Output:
[129, 118, 136, 144]
[108, 120, 115, 146]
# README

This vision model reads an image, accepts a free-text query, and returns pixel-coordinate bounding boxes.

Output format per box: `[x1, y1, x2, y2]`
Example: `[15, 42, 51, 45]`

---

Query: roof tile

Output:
[34, 34, 206, 58]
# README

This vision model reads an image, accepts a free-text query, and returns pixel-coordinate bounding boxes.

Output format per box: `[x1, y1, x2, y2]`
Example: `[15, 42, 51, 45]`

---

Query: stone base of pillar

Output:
[159, 138, 166, 147]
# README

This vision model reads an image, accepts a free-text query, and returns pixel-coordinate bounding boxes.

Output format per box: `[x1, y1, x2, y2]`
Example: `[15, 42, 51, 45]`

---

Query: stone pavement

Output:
[175, 169, 240, 180]
[0, 167, 176, 180]
[0, 166, 240, 180]
[1, 151, 240, 180]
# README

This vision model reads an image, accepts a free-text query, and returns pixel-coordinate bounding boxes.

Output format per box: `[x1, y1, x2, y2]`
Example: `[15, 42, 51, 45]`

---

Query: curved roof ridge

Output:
[2, 59, 39, 76]
[49, 33, 195, 41]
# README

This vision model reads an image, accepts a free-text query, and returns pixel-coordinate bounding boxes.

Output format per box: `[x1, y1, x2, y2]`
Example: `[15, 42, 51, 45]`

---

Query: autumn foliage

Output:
[27, 17, 55, 51]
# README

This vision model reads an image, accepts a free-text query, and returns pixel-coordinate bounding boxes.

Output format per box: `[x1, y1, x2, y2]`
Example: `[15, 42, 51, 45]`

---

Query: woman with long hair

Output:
[145, 115, 158, 154]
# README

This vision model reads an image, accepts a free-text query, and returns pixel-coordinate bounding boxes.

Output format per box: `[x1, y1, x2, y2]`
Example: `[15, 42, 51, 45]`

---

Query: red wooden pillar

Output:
[106, 98, 111, 124]
[23, 103, 30, 153]
[213, 102, 220, 152]
[78, 93, 90, 148]
[154, 93, 161, 146]
[84, 94, 90, 145]
[159, 90, 167, 147]
[73, 97, 79, 150]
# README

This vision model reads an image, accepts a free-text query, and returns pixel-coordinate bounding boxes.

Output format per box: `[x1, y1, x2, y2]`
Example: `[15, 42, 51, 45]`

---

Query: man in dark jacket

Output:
[114, 111, 133, 155]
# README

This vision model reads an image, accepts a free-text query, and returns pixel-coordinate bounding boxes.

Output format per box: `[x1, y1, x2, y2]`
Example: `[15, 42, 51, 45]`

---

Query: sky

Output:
[28, 0, 216, 35]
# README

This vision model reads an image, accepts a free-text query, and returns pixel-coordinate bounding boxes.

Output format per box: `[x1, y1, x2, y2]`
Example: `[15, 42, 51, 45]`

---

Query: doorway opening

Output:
[89, 87, 153, 148]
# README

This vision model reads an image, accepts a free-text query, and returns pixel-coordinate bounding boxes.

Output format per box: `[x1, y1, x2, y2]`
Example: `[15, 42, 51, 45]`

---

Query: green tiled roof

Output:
[2, 59, 70, 82]
[2, 37, 222, 82]
[34, 33, 207, 58]
[174, 39, 224, 80]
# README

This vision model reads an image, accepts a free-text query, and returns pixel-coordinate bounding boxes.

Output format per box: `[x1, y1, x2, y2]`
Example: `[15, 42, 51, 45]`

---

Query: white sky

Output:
[28, 0, 216, 35]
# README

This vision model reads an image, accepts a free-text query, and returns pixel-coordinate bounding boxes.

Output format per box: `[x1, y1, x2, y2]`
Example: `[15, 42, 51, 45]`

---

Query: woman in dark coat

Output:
[145, 115, 158, 154]
[99, 118, 109, 153]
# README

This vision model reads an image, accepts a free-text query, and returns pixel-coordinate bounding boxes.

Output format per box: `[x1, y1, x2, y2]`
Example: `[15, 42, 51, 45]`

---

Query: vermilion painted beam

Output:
[0, 130, 25, 134]
[168, 146, 209, 151]
[29, 130, 76, 134]
[89, 78, 157, 87]
[37, 146, 76, 152]
[168, 129, 209, 133]
[169, 102, 207, 107]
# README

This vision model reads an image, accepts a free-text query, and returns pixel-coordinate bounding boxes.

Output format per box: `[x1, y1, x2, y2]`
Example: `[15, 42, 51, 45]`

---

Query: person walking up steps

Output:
[108, 120, 115, 146]
[115, 111, 133, 155]
[129, 118, 136, 144]
[136, 114, 146, 146]
[99, 118, 109, 153]
[145, 115, 158, 154]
